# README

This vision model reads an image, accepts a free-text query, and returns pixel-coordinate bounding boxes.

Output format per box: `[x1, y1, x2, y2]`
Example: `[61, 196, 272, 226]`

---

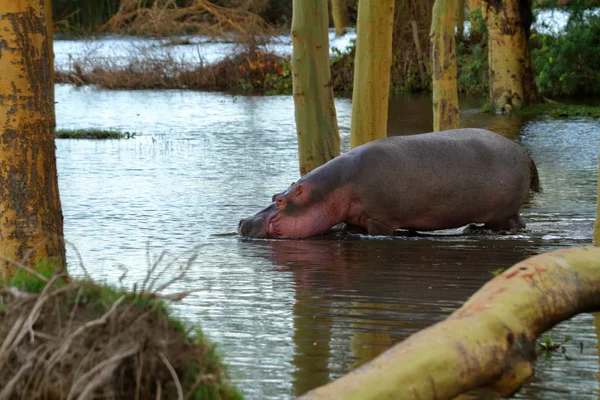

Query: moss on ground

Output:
[56, 128, 135, 139]
[0, 264, 242, 399]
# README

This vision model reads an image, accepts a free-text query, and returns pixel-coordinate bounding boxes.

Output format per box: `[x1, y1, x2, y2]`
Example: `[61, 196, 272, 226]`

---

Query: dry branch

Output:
[102, 0, 273, 41]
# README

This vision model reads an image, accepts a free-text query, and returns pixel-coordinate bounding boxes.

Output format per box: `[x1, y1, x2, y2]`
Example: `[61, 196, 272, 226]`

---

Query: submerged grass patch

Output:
[520, 103, 600, 118]
[0, 265, 242, 399]
[56, 128, 135, 139]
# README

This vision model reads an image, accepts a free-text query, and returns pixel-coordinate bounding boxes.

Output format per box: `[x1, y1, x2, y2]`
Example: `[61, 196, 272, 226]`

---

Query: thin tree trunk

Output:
[350, 0, 395, 148]
[595, 150, 600, 245]
[291, 0, 340, 176]
[299, 246, 600, 400]
[410, 20, 427, 89]
[0, 0, 66, 276]
[457, 0, 465, 40]
[594, 149, 600, 244]
[330, 0, 348, 36]
[431, 0, 460, 131]
[482, 0, 541, 113]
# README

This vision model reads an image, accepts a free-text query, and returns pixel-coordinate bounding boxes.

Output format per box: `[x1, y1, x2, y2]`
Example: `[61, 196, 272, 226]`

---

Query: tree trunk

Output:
[410, 20, 427, 89]
[299, 246, 600, 400]
[350, 0, 395, 148]
[482, 0, 541, 113]
[291, 0, 340, 176]
[457, 0, 465, 40]
[595, 150, 600, 245]
[431, 0, 461, 131]
[0, 0, 66, 276]
[470, 0, 482, 12]
[330, 0, 348, 36]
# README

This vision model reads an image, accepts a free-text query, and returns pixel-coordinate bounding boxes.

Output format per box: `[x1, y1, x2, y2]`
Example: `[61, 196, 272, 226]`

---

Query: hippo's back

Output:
[348, 128, 535, 230]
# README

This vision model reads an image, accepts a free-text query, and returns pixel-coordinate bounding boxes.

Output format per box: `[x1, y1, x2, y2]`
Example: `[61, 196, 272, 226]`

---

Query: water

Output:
[53, 29, 357, 71]
[54, 82, 599, 399]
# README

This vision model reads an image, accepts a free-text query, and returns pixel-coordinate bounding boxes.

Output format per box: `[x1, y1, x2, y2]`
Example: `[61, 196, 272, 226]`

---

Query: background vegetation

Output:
[51, 0, 600, 98]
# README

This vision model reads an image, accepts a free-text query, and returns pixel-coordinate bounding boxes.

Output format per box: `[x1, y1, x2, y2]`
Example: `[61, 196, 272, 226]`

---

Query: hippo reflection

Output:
[238, 128, 540, 239]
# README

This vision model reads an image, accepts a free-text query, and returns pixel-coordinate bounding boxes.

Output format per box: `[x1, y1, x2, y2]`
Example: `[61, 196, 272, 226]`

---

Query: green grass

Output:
[55, 128, 136, 139]
[520, 103, 600, 118]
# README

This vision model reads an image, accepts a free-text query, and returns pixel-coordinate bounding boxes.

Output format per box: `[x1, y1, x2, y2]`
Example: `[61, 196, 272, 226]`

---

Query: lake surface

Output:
[54, 84, 599, 399]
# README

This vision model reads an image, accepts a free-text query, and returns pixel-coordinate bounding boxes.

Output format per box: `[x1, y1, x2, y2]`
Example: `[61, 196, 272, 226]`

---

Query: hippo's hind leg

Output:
[484, 213, 525, 232]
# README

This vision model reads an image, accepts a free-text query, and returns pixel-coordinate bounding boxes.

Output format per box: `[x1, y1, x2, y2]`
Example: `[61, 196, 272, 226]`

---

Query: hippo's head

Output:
[238, 182, 339, 239]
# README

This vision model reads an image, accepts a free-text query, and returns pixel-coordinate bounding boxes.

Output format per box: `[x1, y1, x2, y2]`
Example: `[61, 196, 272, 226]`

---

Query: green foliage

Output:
[521, 103, 600, 118]
[532, 12, 600, 96]
[457, 41, 488, 94]
[55, 128, 135, 139]
[9, 259, 66, 293]
[537, 335, 573, 360]
[264, 59, 292, 95]
[456, 7, 488, 94]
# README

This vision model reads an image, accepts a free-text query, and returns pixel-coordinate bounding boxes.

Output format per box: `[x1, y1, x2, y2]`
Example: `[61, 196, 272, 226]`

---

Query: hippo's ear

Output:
[295, 184, 303, 196]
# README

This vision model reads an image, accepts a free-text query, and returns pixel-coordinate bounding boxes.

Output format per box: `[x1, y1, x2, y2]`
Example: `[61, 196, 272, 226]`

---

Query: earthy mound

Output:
[0, 272, 241, 399]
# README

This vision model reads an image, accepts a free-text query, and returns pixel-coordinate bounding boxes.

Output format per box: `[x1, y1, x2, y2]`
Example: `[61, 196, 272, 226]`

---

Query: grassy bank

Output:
[0, 263, 242, 399]
[520, 103, 600, 118]
[55, 47, 292, 93]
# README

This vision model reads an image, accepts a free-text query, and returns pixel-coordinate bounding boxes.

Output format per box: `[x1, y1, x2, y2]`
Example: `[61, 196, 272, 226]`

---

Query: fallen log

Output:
[299, 246, 600, 400]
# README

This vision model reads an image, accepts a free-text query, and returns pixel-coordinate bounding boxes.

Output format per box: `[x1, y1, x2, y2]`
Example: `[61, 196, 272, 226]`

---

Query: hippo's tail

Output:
[529, 157, 542, 193]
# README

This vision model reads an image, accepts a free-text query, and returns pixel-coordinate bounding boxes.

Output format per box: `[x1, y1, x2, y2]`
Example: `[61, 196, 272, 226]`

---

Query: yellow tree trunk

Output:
[330, 0, 348, 36]
[292, 0, 340, 176]
[350, 0, 395, 149]
[431, 0, 461, 132]
[0, 1, 65, 277]
[482, 0, 540, 113]
[469, 0, 481, 13]
[299, 246, 600, 400]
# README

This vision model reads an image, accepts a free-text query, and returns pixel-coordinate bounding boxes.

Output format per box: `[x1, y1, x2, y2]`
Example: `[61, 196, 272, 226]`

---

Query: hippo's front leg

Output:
[366, 218, 395, 236]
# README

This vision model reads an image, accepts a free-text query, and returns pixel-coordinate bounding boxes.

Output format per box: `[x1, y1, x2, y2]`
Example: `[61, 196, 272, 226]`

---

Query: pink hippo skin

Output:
[238, 128, 541, 238]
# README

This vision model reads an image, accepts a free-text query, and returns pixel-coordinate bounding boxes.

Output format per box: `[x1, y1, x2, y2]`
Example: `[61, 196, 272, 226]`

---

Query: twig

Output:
[67, 286, 84, 333]
[0, 274, 67, 368]
[156, 380, 162, 400]
[153, 254, 198, 293]
[0, 255, 49, 283]
[143, 288, 205, 301]
[46, 295, 126, 369]
[64, 239, 92, 280]
[0, 359, 33, 400]
[135, 350, 144, 400]
[68, 344, 139, 400]
[20, 237, 50, 266]
[159, 351, 183, 400]
[184, 373, 217, 400]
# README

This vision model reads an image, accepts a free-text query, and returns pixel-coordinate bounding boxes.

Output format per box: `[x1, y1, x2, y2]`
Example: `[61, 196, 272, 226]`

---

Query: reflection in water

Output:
[55, 84, 600, 399]
[291, 291, 332, 397]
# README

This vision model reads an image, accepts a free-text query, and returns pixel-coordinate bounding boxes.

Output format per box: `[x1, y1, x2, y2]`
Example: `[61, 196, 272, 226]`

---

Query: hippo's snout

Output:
[238, 218, 250, 236]
[238, 203, 277, 238]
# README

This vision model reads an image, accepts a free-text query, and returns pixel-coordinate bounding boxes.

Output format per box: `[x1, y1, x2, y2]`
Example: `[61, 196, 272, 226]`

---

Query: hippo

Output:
[238, 128, 540, 238]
